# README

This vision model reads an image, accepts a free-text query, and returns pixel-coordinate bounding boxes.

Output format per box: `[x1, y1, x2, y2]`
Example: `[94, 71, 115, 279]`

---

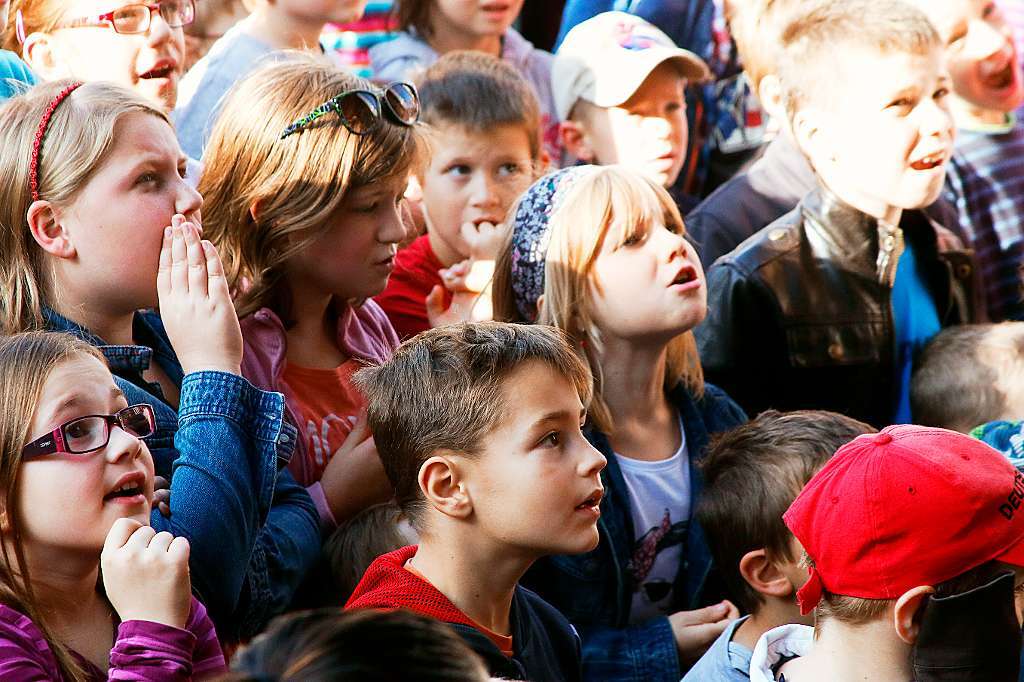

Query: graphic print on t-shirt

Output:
[627, 508, 689, 612]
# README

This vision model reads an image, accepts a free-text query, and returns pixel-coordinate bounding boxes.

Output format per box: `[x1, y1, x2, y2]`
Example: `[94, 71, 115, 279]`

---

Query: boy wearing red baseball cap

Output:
[750, 425, 1024, 682]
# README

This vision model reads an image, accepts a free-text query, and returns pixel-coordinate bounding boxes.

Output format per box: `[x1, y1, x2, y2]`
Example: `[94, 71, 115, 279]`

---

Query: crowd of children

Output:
[1, 0, 1024, 680]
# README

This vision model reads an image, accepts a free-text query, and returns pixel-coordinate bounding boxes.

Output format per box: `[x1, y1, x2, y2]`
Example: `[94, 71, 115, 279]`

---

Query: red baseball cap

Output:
[784, 424, 1024, 615]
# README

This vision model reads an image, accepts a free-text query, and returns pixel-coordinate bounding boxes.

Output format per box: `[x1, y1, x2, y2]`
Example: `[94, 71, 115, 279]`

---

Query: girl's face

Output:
[587, 218, 706, 343]
[285, 174, 408, 303]
[32, 0, 187, 112]
[55, 112, 202, 317]
[432, 0, 524, 39]
[16, 354, 155, 556]
[277, 0, 370, 25]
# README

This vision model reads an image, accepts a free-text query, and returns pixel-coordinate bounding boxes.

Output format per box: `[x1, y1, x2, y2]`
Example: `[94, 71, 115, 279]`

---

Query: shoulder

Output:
[514, 585, 577, 643]
[0, 604, 61, 677]
[674, 383, 747, 432]
[369, 32, 436, 80]
[720, 208, 804, 275]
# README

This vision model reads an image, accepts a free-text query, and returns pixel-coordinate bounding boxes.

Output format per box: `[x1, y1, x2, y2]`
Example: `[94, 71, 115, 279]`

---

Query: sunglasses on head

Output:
[279, 82, 420, 140]
[22, 404, 156, 459]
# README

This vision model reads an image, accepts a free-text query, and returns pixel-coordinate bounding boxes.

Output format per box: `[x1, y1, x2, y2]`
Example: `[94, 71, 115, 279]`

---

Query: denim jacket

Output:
[522, 383, 747, 682]
[43, 309, 321, 640]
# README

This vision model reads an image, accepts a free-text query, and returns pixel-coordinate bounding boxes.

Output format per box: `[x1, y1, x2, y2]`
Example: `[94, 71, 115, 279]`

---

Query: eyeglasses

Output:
[56, 0, 195, 35]
[22, 404, 156, 459]
[279, 82, 420, 140]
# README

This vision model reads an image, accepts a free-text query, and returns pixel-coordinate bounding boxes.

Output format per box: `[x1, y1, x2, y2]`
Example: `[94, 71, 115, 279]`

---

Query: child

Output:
[493, 166, 746, 681]
[911, 322, 1024, 432]
[553, 12, 709, 201]
[324, 501, 416, 602]
[0, 0, 34, 101]
[0, 331, 226, 679]
[905, 0, 1024, 322]
[0, 79, 321, 640]
[4, 0, 193, 112]
[683, 410, 874, 681]
[370, 0, 561, 161]
[200, 53, 420, 528]
[695, 0, 977, 428]
[226, 608, 490, 682]
[750, 425, 1024, 681]
[174, 0, 367, 159]
[375, 50, 541, 339]
[346, 322, 602, 681]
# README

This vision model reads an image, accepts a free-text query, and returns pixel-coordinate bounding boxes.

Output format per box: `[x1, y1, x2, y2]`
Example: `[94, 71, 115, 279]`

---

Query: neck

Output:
[245, 6, 325, 50]
[950, 96, 1010, 129]
[797, 619, 912, 682]
[426, 21, 502, 57]
[51, 297, 135, 346]
[410, 530, 532, 636]
[21, 544, 104, 634]
[598, 336, 671, 425]
[281, 283, 343, 368]
[733, 598, 807, 651]
[820, 177, 903, 227]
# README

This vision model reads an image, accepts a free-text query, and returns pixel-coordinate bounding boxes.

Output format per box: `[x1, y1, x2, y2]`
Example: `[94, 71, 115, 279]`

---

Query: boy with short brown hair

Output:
[346, 322, 606, 682]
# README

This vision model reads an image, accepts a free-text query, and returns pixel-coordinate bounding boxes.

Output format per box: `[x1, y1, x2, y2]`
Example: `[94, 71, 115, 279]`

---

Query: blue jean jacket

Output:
[522, 383, 747, 682]
[43, 309, 321, 640]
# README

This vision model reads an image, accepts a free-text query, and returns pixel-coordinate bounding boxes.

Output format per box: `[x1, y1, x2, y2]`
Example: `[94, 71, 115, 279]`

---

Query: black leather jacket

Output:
[695, 187, 978, 427]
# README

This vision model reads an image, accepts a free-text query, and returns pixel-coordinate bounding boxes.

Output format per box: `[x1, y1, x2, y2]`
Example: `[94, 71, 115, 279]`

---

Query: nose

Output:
[970, 16, 1012, 62]
[468, 171, 500, 210]
[146, 6, 174, 45]
[919, 88, 956, 144]
[379, 199, 407, 245]
[105, 426, 143, 464]
[577, 438, 607, 478]
[656, 225, 690, 261]
[176, 178, 203, 220]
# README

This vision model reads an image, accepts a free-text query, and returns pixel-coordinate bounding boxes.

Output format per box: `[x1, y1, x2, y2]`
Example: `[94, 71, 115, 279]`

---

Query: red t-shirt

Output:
[375, 234, 452, 339]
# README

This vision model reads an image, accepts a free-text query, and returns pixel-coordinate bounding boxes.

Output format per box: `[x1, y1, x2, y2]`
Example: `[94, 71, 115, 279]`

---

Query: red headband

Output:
[30, 82, 83, 202]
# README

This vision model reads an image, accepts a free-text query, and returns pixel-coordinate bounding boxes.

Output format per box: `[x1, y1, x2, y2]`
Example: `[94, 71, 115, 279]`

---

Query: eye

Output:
[666, 100, 685, 115]
[934, 86, 950, 100]
[540, 431, 561, 448]
[354, 201, 379, 214]
[983, 2, 998, 19]
[621, 233, 644, 247]
[498, 162, 524, 177]
[177, 165, 188, 180]
[445, 164, 471, 177]
[136, 172, 160, 187]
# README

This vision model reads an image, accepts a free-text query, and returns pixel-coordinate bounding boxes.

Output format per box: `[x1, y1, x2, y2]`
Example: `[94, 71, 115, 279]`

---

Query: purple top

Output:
[0, 596, 226, 681]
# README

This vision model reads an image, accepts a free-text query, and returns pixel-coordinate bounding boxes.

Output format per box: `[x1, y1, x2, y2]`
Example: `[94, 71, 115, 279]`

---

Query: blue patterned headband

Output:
[509, 165, 601, 322]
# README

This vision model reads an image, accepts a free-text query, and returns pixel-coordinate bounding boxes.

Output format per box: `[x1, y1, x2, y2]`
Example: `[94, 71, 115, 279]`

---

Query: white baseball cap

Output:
[553, 11, 710, 120]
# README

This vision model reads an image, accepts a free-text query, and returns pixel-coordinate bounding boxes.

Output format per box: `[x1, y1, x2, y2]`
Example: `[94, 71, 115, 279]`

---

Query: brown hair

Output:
[777, 0, 940, 119]
[493, 166, 704, 434]
[698, 410, 874, 614]
[353, 322, 593, 526]
[723, 0, 804, 91]
[394, 0, 433, 40]
[1, 0, 62, 53]
[0, 80, 168, 335]
[0, 331, 106, 682]
[418, 50, 542, 162]
[911, 323, 1024, 433]
[324, 502, 412, 602]
[199, 51, 422, 320]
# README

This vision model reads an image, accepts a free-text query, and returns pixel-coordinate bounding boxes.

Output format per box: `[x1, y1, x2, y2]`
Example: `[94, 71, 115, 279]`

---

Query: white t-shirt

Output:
[615, 415, 691, 624]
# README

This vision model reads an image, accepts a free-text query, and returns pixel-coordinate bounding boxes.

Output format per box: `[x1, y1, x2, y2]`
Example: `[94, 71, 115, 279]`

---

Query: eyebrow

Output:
[53, 385, 125, 415]
[530, 407, 588, 429]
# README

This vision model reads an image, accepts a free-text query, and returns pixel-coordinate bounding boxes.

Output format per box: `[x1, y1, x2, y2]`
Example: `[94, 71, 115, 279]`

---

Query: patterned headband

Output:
[509, 165, 601, 322]
[30, 82, 83, 202]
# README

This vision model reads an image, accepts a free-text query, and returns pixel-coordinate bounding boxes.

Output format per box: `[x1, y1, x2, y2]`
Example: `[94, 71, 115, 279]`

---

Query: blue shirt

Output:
[0, 50, 36, 101]
[892, 241, 941, 423]
[682, 615, 752, 681]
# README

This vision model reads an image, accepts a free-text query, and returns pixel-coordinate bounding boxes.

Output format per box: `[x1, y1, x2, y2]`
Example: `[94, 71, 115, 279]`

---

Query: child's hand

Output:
[425, 260, 494, 328]
[101, 518, 192, 630]
[460, 221, 509, 261]
[669, 600, 739, 666]
[157, 215, 243, 376]
[319, 411, 393, 524]
[153, 476, 171, 518]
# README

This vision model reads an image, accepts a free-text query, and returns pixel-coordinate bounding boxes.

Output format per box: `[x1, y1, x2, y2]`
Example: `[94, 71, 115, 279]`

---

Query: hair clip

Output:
[16, 9, 26, 45]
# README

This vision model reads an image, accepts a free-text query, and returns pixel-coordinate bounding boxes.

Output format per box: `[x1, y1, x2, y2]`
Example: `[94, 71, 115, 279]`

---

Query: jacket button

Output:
[769, 229, 786, 241]
[828, 343, 844, 360]
[278, 433, 290, 444]
[956, 264, 972, 279]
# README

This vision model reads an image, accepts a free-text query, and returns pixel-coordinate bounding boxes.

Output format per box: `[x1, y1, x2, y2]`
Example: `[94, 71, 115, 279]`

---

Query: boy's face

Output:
[433, 0, 525, 38]
[460, 360, 607, 558]
[799, 47, 955, 217]
[913, 0, 1024, 115]
[277, 0, 369, 25]
[420, 123, 535, 265]
[577, 62, 688, 188]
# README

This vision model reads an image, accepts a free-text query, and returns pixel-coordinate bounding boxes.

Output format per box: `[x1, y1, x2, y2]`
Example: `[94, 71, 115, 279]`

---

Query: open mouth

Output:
[575, 489, 603, 511]
[104, 482, 144, 501]
[139, 64, 175, 80]
[983, 61, 1017, 90]
[910, 152, 945, 171]
[670, 265, 698, 287]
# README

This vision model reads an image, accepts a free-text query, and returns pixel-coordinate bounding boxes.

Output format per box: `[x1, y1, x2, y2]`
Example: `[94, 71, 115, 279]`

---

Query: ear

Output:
[894, 585, 935, 644]
[739, 549, 797, 598]
[26, 200, 75, 259]
[535, 293, 546, 318]
[418, 452, 473, 520]
[790, 107, 827, 165]
[248, 198, 262, 224]
[22, 32, 67, 81]
[757, 74, 785, 121]
[560, 120, 595, 163]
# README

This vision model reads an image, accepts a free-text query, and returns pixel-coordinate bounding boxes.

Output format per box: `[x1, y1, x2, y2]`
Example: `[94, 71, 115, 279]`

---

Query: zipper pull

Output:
[876, 221, 904, 287]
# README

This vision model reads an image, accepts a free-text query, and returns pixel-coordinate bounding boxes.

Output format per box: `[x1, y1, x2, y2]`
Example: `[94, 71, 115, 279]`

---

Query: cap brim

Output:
[997, 533, 1024, 568]
[593, 49, 710, 109]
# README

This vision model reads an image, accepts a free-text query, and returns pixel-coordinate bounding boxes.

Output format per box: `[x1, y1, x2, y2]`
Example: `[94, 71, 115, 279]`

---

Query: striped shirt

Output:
[0, 597, 226, 681]
[943, 115, 1024, 321]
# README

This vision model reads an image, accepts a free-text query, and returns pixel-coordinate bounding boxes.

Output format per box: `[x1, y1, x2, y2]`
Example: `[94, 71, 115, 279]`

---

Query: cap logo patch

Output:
[1000, 469, 1024, 520]
[612, 22, 661, 51]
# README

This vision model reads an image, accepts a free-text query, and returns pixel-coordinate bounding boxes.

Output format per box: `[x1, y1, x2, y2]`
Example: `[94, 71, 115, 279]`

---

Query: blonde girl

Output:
[0, 79, 320, 640]
[494, 165, 746, 679]
[0, 332, 225, 680]
[200, 52, 421, 529]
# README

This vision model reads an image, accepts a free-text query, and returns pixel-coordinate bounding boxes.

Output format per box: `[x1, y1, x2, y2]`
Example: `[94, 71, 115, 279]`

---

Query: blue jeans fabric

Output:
[43, 308, 321, 640]
[522, 383, 747, 682]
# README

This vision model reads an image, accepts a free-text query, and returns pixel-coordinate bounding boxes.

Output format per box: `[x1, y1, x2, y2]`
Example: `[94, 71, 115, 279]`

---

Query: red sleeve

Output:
[375, 237, 450, 339]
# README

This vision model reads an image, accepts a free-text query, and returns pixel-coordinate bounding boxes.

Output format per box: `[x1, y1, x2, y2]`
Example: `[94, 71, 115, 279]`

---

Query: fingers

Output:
[168, 536, 190, 563]
[124, 524, 157, 550]
[147, 530, 175, 553]
[683, 619, 731, 648]
[157, 226, 173, 299]
[170, 220, 189, 294]
[347, 408, 371, 445]
[675, 602, 732, 626]
[184, 222, 208, 297]
[104, 517, 145, 552]
[425, 285, 446, 324]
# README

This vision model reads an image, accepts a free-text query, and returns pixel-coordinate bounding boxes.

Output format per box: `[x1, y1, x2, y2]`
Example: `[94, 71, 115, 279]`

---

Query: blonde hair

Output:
[0, 80, 168, 336]
[0, 0, 63, 53]
[0, 331, 106, 682]
[199, 52, 423, 320]
[494, 167, 704, 434]
[724, 0, 803, 92]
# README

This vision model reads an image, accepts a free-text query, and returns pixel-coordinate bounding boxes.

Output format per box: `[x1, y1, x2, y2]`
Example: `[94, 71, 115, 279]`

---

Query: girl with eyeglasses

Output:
[201, 53, 421, 537]
[2, 0, 194, 112]
[0, 332, 226, 681]
[0, 79, 322, 642]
